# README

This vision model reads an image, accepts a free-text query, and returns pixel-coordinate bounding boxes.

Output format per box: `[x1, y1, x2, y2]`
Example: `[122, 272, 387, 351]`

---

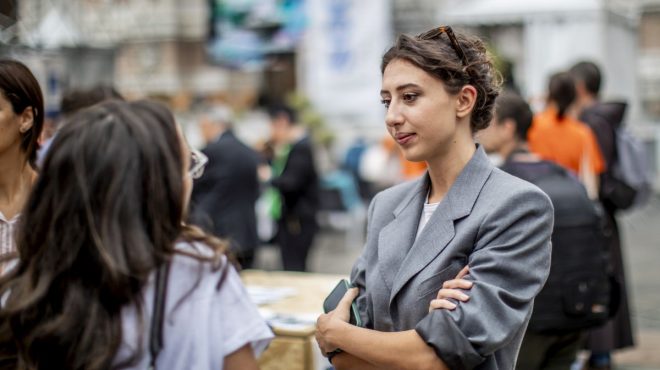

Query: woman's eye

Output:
[381, 99, 391, 108]
[403, 93, 418, 102]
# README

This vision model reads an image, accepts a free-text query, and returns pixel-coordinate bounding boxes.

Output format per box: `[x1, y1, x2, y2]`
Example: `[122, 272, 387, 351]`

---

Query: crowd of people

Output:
[0, 23, 643, 370]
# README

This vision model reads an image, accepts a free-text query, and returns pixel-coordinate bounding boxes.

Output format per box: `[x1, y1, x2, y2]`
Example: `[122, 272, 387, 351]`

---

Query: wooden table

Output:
[241, 270, 346, 370]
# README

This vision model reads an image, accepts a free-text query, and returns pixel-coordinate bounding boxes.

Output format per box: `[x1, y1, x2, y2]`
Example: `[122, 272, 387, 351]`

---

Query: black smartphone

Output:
[323, 279, 363, 327]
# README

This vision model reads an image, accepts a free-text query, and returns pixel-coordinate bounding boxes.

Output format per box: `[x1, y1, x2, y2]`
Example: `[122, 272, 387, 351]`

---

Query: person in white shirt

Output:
[0, 59, 44, 271]
[0, 99, 272, 370]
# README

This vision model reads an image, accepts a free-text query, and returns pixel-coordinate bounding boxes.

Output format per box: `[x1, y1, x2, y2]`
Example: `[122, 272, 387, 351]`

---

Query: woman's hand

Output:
[315, 287, 359, 356]
[428, 266, 473, 312]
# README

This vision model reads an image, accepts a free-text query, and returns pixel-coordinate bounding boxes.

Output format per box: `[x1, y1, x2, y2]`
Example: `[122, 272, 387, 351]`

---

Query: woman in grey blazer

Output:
[315, 26, 554, 370]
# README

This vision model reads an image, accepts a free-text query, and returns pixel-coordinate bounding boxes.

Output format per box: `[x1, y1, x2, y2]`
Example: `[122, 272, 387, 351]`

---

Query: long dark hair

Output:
[0, 100, 227, 370]
[0, 59, 44, 169]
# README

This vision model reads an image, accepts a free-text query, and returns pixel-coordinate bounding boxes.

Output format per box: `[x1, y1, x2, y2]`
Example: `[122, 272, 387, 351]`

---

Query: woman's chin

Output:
[401, 152, 426, 163]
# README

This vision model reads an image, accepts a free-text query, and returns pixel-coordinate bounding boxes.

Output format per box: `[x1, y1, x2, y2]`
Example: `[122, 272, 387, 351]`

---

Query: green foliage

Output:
[486, 43, 513, 89]
[286, 92, 335, 147]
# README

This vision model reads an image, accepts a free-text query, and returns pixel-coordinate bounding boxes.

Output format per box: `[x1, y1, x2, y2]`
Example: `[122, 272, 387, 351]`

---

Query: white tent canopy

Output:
[436, 0, 639, 123]
[438, 0, 635, 26]
[439, 0, 617, 25]
[28, 8, 80, 49]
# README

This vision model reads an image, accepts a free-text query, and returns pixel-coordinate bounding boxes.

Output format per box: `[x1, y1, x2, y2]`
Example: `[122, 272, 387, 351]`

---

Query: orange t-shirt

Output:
[382, 136, 427, 179]
[528, 108, 605, 175]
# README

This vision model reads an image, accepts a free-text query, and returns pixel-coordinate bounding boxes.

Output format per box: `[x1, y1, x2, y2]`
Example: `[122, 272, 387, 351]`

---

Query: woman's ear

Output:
[19, 106, 35, 133]
[455, 85, 478, 120]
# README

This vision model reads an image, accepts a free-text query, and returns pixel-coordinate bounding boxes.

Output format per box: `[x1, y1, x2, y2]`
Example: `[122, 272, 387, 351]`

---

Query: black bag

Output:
[600, 125, 652, 210]
[148, 262, 170, 370]
[501, 161, 613, 334]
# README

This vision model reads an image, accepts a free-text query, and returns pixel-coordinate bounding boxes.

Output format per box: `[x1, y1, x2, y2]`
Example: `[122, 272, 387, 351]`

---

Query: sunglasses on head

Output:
[417, 25, 470, 68]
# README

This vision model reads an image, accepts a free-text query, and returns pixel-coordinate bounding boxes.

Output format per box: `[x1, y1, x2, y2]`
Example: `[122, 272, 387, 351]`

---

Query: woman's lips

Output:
[395, 133, 416, 145]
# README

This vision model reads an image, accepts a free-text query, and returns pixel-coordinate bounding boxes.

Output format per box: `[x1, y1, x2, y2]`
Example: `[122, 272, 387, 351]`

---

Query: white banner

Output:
[301, 0, 392, 131]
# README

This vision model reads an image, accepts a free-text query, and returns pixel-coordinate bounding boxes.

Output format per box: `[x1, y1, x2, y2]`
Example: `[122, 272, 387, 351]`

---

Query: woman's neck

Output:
[500, 140, 526, 160]
[0, 149, 35, 218]
[425, 136, 476, 204]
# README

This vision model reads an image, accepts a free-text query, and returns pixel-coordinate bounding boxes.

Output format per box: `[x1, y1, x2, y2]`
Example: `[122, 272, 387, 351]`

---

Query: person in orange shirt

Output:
[382, 135, 427, 180]
[528, 72, 605, 197]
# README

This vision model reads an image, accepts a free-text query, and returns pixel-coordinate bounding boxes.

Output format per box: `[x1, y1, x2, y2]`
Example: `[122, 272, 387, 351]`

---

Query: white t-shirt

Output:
[0, 212, 19, 275]
[115, 242, 273, 370]
[0, 211, 18, 256]
[415, 200, 440, 240]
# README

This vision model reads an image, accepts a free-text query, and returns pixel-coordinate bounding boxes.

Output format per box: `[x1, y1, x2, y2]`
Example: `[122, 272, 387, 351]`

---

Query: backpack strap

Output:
[215, 258, 231, 290]
[585, 108, 620, 165]
[148, 261, 171, 370]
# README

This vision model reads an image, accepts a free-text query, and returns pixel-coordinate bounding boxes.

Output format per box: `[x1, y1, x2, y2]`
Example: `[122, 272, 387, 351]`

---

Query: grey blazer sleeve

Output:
[415, 187, 554, 369]
[349, 194, 379, 329]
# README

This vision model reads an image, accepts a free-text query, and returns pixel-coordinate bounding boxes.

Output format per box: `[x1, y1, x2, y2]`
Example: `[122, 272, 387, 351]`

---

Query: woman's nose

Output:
[385, 104, 403, 127]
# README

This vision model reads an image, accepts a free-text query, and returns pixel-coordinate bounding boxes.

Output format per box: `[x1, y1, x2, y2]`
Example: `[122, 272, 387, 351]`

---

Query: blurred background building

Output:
[436, 0, 660, 185]
[3, 3, 660, 368]
[1, 0, 659, 186]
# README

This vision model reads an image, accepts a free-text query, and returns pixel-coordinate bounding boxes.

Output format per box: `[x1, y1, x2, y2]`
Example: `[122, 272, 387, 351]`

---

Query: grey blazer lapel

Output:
[389, 146, 494, 304]
[377, 176, 428, 291]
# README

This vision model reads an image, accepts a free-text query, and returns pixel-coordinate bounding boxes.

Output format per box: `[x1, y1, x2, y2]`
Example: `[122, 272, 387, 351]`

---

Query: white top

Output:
[115, 242, 273, 370]
[415, 200, 440, 240]
[0, 211, 19, 257]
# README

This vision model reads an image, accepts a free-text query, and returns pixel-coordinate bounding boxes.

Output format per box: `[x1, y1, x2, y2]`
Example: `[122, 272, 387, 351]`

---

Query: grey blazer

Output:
[350, 146, 554, 370]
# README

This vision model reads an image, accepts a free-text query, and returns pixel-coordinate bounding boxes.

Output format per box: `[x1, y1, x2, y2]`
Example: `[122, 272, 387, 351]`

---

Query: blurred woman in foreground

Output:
[0, 60, 44, 270]
[0, 100, 272, 370]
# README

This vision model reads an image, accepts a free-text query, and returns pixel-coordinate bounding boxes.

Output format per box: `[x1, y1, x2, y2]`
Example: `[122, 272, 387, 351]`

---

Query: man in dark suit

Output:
[190, 105, 261, 268]
[261, 104, 319, 272]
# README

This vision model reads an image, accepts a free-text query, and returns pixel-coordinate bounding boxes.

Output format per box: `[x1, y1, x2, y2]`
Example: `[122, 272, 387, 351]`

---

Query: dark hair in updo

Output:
[381, 30, 502, 133]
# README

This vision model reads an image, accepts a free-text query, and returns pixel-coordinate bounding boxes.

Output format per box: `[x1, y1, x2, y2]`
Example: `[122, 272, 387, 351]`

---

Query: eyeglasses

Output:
[188, 149, 208, 179]
[417, 26, 470, 68]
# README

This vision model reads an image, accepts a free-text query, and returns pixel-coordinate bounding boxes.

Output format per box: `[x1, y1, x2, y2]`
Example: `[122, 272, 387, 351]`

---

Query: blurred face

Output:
[199, 115, 225, 144]
[574, 79, 589, 100]
[178, 125, 193, 215]
[477, 115, 508, 154]
[269, 114, 290, 144]
[0, 93, 25, 157]
[380, 59, 460, 162]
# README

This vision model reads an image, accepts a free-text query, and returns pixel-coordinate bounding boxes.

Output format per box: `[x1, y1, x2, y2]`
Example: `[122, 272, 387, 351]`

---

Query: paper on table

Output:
[259, 308, 318, 331]
[247, 285, 298, 305]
